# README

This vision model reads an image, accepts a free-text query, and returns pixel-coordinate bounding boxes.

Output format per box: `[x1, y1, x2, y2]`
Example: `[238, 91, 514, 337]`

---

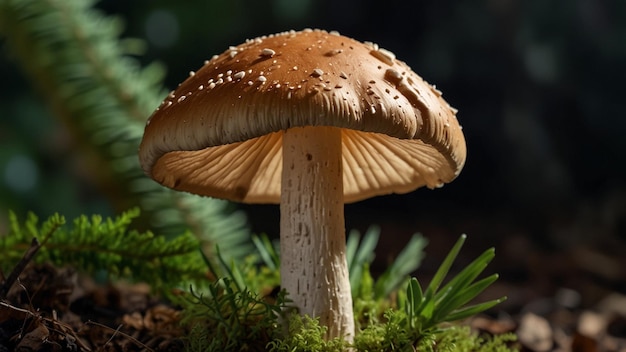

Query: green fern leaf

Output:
[1, 209, 209, 291]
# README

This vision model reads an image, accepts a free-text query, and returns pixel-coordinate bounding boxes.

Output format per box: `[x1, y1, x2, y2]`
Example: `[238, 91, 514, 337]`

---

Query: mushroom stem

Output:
[280, 126, 354, 341]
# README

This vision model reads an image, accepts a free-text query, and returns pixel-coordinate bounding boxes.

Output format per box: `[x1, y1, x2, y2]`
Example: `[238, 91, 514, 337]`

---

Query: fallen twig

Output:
[0, 300, 93, 351]
[86, 320, 155, 352]
[0, 238, 42, 298]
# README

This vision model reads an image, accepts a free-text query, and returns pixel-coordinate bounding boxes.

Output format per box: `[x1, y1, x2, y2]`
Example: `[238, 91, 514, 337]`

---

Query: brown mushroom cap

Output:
[138, 29, 466, 204]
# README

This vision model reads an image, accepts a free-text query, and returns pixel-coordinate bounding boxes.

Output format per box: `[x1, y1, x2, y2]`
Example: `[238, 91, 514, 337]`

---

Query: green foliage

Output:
[267, 315, 349, 352]
[419, 326, 518, 352]
[237, 236, 282, 293]
[251, 233, 281, 271]
[353, 310, 412, 351]
[0, 209, 209, 291]
[348, 228, 428, 331]
[401, 235, 505, 334]
[0, 207, 514, 351]
[348, 234, 509, 351]
[372, 233, 427, 300]
[182, 283, 283, 352]
[179, 231, 513, 352]
[422, 326, 517, 352]
[341, 227, 429, 300]
[177, 246, 284, 352]
[347, 226, 381, 295]
[354, 311, 518, 352]
[0, 0, 252, 261]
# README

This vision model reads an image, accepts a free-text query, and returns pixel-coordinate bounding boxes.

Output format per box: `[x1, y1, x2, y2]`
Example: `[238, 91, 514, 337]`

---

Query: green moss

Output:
[267, 315, 349, 352]
[353, 310, 412, 351]
[421, 326, 518, 352]
[353, 313, 518, 352]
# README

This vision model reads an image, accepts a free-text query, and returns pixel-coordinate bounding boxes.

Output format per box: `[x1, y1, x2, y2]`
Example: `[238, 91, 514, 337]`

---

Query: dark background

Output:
[2, 1, 625, 309]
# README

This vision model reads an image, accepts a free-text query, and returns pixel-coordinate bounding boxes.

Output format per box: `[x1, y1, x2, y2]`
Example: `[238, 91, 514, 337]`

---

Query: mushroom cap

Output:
[139, 29, 466, 204]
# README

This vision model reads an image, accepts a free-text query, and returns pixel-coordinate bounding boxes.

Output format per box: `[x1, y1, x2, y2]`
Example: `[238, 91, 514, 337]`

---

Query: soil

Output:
[0, 263, 185, 351]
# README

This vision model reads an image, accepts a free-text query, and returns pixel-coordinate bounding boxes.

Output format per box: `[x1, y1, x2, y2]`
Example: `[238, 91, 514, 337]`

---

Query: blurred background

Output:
[1, 0, 625, 312]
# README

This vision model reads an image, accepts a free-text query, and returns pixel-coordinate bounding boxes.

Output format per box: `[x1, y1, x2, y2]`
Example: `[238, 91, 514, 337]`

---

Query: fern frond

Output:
[1, 209, 209, 290]
[0, 0, 252, 261]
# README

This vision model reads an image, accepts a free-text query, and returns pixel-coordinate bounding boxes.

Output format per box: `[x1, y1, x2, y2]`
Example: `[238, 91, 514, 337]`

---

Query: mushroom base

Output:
[280, 126, 354, 341]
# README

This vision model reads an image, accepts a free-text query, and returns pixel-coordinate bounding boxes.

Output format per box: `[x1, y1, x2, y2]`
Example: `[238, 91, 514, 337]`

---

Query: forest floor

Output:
[1, 236, 625, 351]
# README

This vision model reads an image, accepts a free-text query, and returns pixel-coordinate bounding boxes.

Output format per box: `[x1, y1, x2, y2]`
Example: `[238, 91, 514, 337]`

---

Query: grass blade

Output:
[251, 234, 279, 270]
[427, 234, 466, 294]
[443, 297, 506, 323]
[373, 234, 427, 299]
[348, 226, 380, 295]
[435, 248, 495, 303]
[433, 274, 500, 322]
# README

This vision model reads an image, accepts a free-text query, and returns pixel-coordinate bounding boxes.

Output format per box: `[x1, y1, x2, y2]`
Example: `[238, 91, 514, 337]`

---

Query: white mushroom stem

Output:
[280, 126, 355, 341]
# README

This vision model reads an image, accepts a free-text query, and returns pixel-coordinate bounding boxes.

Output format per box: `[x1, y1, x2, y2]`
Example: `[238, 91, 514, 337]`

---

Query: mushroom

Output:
[138, 29, 466, 341]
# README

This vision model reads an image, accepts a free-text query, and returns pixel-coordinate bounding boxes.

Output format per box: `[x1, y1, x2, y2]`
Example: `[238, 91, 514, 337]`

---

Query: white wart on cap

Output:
[139, 28, 466, 204]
